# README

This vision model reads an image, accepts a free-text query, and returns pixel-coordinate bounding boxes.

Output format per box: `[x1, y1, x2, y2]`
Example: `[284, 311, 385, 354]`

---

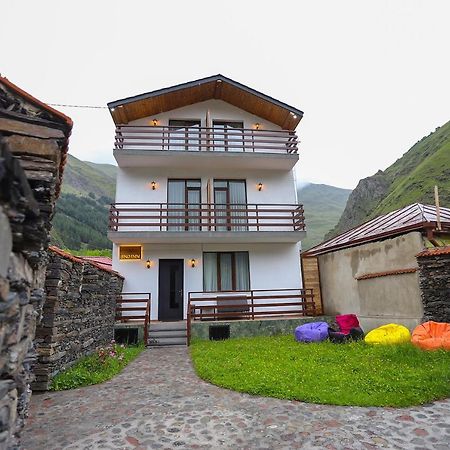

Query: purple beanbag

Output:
[295, 321, 329, 343]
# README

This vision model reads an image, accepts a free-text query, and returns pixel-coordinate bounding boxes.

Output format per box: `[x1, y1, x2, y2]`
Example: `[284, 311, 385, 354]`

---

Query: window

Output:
[167, 179, 201, 231]
[214, 180, 247, 231]
[168, 120, 201, 151]
[203, 252, 250, 291]
[212, 121, 244, 152]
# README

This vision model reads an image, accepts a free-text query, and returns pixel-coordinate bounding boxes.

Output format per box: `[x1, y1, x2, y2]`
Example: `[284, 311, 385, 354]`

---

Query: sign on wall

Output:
[119, 245, 142, 261]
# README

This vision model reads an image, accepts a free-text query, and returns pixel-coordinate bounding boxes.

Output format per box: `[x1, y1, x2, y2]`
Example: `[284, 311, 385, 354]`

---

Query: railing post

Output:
[255, 204, 259, 231]
[251, 290, 255, 320]
[160, 203, 163, 231]
[187, 298, 191, 346]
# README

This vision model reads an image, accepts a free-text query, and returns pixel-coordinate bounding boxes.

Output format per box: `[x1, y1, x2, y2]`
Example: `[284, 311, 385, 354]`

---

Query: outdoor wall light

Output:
[255, 123, 260, 130]
[146, 259, 152, 269]
[190, 259, 197, 268]
[152, 118, 158, 126]
[257, 182, 263, 191]
[151, 181, 156, 190]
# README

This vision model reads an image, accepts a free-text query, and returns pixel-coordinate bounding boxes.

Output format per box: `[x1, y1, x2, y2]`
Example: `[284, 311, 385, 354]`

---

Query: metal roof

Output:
[303, 203, 450, 257]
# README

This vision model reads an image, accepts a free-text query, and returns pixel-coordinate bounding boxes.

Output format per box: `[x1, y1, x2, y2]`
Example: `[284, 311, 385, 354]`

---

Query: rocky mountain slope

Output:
[327, 120, 450, 238]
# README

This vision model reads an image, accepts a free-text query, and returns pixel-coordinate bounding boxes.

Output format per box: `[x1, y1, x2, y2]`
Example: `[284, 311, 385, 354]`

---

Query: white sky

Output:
[2, 0, 449, 189]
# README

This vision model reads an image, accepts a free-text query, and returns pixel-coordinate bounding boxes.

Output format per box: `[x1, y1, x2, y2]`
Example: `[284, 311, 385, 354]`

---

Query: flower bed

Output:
[50, 341, 145, 390]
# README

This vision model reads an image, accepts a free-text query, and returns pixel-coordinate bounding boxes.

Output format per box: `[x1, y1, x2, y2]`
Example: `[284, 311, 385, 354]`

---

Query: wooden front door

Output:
[158, 259, 184, 321]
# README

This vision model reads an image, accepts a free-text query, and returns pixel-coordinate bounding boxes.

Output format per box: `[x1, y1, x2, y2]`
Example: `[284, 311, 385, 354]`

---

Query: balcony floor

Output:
[114, 149, 299, 170]
[108, 230, 305, 244]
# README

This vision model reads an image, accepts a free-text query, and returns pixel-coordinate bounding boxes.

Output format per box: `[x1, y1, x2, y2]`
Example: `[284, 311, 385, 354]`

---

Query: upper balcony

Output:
[113, 125, 299, 170]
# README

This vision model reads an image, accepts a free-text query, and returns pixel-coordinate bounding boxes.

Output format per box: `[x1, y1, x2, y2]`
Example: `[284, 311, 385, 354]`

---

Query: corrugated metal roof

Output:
[304, 203, 450, 257]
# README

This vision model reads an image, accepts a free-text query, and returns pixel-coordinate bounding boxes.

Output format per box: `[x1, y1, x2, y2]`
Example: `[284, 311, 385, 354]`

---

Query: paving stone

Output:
[22, 348, 450, 449]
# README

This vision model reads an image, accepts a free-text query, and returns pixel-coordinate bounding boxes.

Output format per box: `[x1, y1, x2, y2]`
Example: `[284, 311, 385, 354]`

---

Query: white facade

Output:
[110, 95, 305, 320]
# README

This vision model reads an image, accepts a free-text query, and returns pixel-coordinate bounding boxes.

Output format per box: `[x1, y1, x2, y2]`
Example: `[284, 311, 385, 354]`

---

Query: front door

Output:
[158, 259, 184, 321]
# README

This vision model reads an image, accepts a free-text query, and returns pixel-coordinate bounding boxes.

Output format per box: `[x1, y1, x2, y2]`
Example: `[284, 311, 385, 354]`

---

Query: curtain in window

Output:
[167, 180, 185, 231]
[169, 120, 200, 151]
[219, 253, 233, 291]
[235, 252, 250, 290]
[229, 181, 247, 231]
[187, 186, 200, 231]
[214, 187, 228, 231]
[203, 253, 217, 291]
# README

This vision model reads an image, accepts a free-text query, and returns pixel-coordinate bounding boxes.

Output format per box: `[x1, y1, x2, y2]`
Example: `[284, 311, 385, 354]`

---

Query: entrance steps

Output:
[148, 321, 187, 347]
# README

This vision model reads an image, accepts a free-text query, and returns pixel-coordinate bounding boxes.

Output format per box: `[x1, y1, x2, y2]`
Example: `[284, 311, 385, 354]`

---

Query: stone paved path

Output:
[23, 348, 450, 449]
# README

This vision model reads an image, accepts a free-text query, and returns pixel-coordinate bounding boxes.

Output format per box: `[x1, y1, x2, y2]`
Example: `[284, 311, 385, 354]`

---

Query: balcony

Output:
[113, 126, 299, 170]
[108, 203, 305, 244]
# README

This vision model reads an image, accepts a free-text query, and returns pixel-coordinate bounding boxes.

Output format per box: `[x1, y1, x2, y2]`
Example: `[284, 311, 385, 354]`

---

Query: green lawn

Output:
[190, 335, 450, 407]
[50, 343, 144, 391]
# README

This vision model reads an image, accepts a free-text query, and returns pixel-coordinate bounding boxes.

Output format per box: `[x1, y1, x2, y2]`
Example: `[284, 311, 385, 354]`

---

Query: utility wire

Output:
[47, 103, 108, 109]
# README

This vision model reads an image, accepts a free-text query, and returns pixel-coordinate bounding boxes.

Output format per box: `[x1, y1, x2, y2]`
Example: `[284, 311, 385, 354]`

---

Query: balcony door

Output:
[167, 179, 201, 231]
[212, 121, 244, 152]
[214, 180, 247, 231]
[168, 120, 201, 151]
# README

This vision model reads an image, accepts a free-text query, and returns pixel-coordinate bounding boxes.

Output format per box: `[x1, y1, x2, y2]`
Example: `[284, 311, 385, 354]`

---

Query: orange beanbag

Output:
[411, 321, 450, 351]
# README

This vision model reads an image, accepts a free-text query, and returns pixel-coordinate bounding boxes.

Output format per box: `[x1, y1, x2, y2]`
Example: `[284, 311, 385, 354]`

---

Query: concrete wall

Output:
[318, 232, 425, 331]
[114, 242, 302, 320]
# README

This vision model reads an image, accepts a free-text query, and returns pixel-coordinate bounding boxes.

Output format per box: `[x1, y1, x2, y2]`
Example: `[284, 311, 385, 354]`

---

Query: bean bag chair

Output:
[411, 321, 450, 351]
[295, 322, 329, 343]
[328, 314, 364, 343]
[364, 323, 411, 345]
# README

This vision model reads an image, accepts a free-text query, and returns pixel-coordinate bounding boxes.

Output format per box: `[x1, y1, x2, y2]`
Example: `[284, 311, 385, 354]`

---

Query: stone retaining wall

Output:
[33, 249, 123, 390]
[417, 247, 450, 323]
[190, 316, 334, 341]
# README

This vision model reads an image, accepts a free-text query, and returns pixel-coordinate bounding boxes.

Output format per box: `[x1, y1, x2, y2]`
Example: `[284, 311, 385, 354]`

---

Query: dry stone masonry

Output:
[33, 248, 123, 390]
[0, 76, 71, 449]
[417, 246, 450, 323]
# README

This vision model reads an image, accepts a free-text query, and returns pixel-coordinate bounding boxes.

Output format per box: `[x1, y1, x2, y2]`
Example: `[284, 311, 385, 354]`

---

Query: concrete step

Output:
[150, 321, 187, 332]
[149, 329, 187, 338]
[148, 336, 187, 346]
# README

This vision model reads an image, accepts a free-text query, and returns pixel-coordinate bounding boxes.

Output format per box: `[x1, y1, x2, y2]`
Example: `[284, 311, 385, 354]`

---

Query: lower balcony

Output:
[108, 203, 305, 243]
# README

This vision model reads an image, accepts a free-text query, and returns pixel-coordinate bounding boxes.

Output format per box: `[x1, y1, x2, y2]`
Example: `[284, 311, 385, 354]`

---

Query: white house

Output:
[107, 75, 311, 341]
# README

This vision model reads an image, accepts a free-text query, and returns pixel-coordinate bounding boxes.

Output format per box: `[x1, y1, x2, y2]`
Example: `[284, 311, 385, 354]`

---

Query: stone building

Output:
[302, 203, 450, 331]
[0, 76, 72, 448]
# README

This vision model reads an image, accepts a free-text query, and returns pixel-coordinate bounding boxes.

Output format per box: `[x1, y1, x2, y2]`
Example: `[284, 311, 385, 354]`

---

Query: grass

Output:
[50, 342, 145, 391]
[190, 335, 450, 407]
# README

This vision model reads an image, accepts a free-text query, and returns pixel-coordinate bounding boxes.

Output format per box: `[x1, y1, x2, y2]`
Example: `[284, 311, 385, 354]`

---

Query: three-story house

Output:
[108, 75, 310, 344]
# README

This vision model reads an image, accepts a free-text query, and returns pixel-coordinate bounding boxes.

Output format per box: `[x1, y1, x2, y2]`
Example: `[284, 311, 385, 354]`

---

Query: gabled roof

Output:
[107, 74, 303, 130]
[303, 203, 450, 257]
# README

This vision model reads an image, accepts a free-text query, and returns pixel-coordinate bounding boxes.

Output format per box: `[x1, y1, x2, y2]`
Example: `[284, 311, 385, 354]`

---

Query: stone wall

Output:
[416, 247, 450, 323]
[33, 249, 124, 390]
[0, 77, 71, 449]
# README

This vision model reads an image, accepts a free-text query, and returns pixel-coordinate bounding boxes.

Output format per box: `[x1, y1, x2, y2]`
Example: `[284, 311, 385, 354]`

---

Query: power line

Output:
[47, 103, 108, 109]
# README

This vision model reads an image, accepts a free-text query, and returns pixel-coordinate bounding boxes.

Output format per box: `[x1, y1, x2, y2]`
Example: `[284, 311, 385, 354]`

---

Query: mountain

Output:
[298, 183, 352, 250]
[50, 155, 117, 251]
[327, 120, 450, 238]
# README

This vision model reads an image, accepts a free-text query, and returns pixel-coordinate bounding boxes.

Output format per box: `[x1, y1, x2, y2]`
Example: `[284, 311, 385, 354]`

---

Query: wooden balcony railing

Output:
[187, 288, 316, 344]
[114, 125, 299, 154]
[115, 292, 151, 343]
[109, 203, 305, 232]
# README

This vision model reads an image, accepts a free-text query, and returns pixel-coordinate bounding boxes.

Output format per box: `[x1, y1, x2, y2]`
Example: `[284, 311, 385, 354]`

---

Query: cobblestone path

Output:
[23, 348, 450, 449]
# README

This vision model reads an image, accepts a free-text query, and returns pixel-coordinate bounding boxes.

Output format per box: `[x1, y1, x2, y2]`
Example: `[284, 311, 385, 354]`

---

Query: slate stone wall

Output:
[417, 250, 450, 323]
[0, 78, 71, 449]
[33, 252, 124, 390]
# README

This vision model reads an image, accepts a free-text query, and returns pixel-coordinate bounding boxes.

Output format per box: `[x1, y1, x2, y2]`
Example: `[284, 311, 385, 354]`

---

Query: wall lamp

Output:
[151, 181, 156, 190]
[152, 118, 158, 126]
[255, 123, 260, 130]
[257, 182, 263, 191]
[146, 259, 153, 269]
[190, 258, 197, 268]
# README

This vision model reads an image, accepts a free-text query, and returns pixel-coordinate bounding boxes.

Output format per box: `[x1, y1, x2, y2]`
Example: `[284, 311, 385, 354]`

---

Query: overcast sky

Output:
[2, 0, 449, 189]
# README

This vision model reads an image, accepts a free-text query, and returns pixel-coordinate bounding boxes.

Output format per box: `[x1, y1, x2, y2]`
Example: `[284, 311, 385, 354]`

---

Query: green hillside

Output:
[298, 183, 352, 250]
[50, 155, 117, 251]
[329, 120, 450, 237]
